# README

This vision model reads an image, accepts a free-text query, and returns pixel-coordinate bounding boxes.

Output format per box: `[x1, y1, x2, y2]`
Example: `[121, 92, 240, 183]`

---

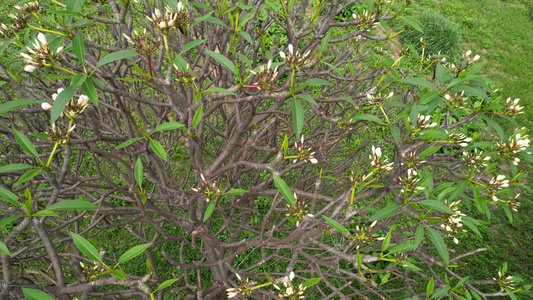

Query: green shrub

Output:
[401, 10, 462, 57]
[528, 1, 533, 21]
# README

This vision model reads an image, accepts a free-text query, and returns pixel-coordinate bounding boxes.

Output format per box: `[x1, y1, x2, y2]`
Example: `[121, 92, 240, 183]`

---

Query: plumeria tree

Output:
[0, 0, 531, 299]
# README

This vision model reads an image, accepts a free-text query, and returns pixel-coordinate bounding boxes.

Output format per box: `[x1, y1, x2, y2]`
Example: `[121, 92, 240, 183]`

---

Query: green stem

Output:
[46, 142, 60, 168]
[49, 0, 66, 7]
[27, 24, 66, 37]
[52, 64, 76, 75]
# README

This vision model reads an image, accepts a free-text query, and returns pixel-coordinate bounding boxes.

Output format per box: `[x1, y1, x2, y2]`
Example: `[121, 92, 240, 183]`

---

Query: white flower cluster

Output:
[147, 3, 184, 32]
[273, 272, 307, 299]
[504, 97, 524, 116]
[293, 136, 318, 164]
[487, 175, 509, 202]
[21, 33, 64, 72]
[370, 146, 393, 174]
[409, 114, 438, 130]
[463, 149, 490, 171]
[446, 131, 472, 147]
[399, 169, 424, 195]
[440, 200, 466, 244]
[280, 44, 310, 68]
[41, 88, 89, 119]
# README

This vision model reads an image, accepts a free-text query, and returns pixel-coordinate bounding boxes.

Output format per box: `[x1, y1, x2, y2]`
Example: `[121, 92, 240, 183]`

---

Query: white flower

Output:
[473, 54, 480, 62]
[177, 1, 183, 11]
[465, 50, 472, 57]
[24, 65, 36, 72]
[37, 32, 47, 45]
[41, 102, 52, 110]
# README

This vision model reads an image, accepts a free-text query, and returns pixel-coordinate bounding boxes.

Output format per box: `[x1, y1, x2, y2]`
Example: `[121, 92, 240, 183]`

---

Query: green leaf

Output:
[418, 130, 448, 140]
[66, 0, 85, 13]
[134, 158, 143, 187]
[436, 63, 445, 86]
[17, 168, 43, 184]
[112, 269, 126, 279]
[0, 188, 21, 207]
[193, 104, 203, 128]
[427, 277, 435, 298]
[381, 230, 392, 252]
[225, 189, 248, 195]
[116, 137, 143, 149]
[0, 216, 21, 228]
[323, 216, 349, 235]
[0, 164, 33, 173]
[72, 31, 85, 66]
[472, 185, 485, 214]
[389, 243, 415, 254]
[356, 250, 363, 269]
[13, 128, 39, 159]
[203, 200, 216, 222]
[205, 49, 238, 77]
[390, 125, 401, 142]
[369, 204, 400, 221]
[417, 200, 453, 214]
[272, 173, 296, 207]
[51, 86, 76, 125]
[94, 50, 139, 70]
[152, 122, 185, 133]
[156, 278, 179, 291]
[418, 146, 442, 158]
[291, 98, 304, 138]
[432, 288, 450, 298]
[180, 39, 207, 55]
[351, 114, 383, 124]
[22, 288, 55, 300]
[462, 217, 482, 238]
[47, 200, 101, 211]
[206, 87, 236, 95]
[399, 77, 435, 90]
[204, 16, 229, 28]
[420, 90, 440, 105]
[118, 243, 151, 264]
[298, 94, 318, 106]
[71, 232, 103, 263]
[427, 227, 449, 265]
[73, 18, 94, 27]
[150, 139, 167, 161]
[402, 16, 423, 32]
[401, 261, 422, 271]
[239, 31, 253, 45]
[71, 73, 87, 89]
[304, 78, 331, 86]
[81, 78, 98, 106]
[414, 224, 425, 249]
[33, 210, 59, 217]
[0, 98, 44, 115]
[302, 277, 322, 288]
[0, 241, 11, 255]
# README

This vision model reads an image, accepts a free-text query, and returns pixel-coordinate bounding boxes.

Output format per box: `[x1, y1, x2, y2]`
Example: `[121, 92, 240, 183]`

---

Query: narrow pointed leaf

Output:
[193, 104, 203, 128]
[156, 278, 179, 291]
[118, 243, 152, 264]
[13, 128, 39, 159]
[418, 146, 442, 158]
[302, 277, 322, 288]
[22, 288, 55, 300]
[134, 158, 143, 187]
[417, 200, 453, 214]
[272, 173, 295, 207]
[0, 99, 44, 115]
[95, 50, 139, 70]
[0, 241, 10, 255]
[369, 204, 400, 221]
[205, 49, 238, 77]
[291, 98, 304, 138]
[116, 137, 143, 149]
[50, 86, 76, 125]
[203, 200, 216, 222]
[225, 189, 248, 195]
[152, 122, 185, 133]
[351, 114, 383, 124]
[179, 39, 207, 55]
[414, 224, 424, 248]
[0, 164, 33, 173]
[71, 232, 103, 263]
[47, 200, 101, 211]
[72, 31, 85, 66]
[323, 216, 349, 235]
[0, 188, 21, 207]
[112, 269, 126, 279]
[150, 139, 167, 161]
[33, 210, 59, 217]
[17, 168, 43, 184]
[427, 227, 449, 265]
[81, 78, 98, 106]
